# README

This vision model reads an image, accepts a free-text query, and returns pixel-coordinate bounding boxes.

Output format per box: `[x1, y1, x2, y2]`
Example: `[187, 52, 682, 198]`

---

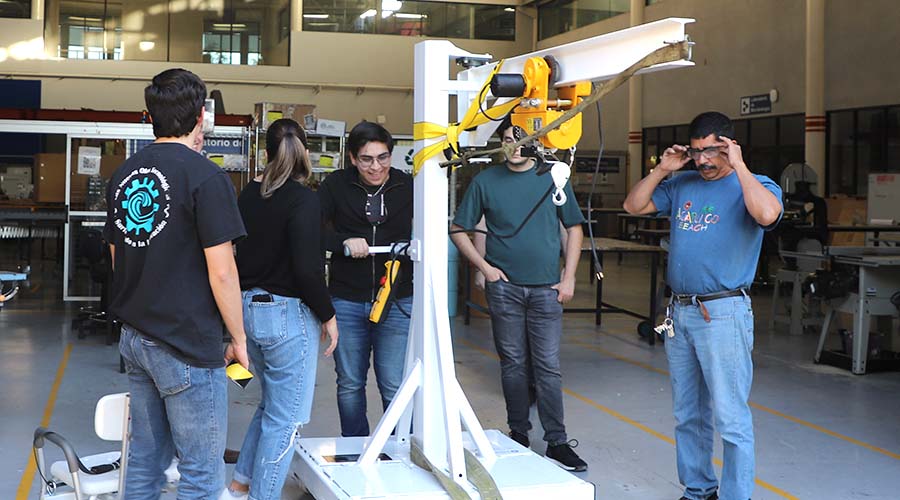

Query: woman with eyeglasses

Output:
[222, 118, 339, 500]
[318, 121, 413, 437]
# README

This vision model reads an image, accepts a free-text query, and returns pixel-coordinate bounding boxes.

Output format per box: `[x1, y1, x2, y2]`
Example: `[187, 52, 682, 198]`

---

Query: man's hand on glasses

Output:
[658, 144, 692, 173]
[358, 152, 392, 167]
[716, 136, 745, 169]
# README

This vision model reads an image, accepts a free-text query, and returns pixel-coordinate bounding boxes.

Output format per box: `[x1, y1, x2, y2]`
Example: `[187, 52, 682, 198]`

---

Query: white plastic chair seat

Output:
[49, 454, 179, 496]
[49, 451, 120, 496]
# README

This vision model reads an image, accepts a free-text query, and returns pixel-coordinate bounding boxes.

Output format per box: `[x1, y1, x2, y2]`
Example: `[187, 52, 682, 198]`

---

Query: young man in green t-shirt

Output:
[450, 117, 587, 472]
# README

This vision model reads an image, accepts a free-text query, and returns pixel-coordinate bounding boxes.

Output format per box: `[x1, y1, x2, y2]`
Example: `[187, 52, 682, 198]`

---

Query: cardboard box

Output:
[254, 102, 317, 130]
[826, 195, 867, 246]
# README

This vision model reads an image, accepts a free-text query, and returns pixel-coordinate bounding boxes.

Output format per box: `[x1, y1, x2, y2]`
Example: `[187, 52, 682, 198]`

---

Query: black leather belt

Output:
[672, 288, 747, 305]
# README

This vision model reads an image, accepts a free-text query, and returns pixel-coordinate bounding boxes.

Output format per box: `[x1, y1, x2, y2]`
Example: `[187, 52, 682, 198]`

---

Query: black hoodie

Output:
[318, 166, 413, 302]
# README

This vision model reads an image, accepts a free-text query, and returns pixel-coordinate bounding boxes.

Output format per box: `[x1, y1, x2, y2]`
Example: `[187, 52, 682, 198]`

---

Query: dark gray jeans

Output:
[484, 279, 567, 445]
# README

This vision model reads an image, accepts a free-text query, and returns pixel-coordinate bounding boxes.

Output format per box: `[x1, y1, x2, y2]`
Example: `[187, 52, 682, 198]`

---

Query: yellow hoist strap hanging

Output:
[411, 60, 522, 176]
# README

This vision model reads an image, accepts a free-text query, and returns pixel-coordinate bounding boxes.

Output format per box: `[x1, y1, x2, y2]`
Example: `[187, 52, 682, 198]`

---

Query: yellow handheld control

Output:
[369, 260, 401, 324]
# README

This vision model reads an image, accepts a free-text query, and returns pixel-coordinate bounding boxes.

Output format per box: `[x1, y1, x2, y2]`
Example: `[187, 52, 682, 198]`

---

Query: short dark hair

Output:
[144, 69, 207, 138]
[496, 115, 514, 139]
[347, 121, 394, 157]
[689, 111, 734, 140]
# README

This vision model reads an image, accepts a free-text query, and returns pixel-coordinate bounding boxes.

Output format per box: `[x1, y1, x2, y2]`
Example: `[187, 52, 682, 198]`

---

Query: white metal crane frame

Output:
[293, 18, 694, 500]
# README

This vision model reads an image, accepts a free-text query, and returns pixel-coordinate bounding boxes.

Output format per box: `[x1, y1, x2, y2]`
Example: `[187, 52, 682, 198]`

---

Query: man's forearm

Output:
[450, 229, 490, 272]
[734, 163, 782, 226]
[623, 168, 668, 214]
[562, 225, 583, 281]
[209, 267, 246, 344]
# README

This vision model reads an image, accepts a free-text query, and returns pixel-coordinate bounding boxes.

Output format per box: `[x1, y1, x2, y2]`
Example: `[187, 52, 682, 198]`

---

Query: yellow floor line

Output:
[16, 343, 72, 500]
[571, 335, 900, 462]
[456, 338, 797, 499]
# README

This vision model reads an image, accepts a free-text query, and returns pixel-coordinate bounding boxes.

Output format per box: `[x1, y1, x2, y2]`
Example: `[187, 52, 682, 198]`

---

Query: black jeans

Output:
[484, 279, 567, 445]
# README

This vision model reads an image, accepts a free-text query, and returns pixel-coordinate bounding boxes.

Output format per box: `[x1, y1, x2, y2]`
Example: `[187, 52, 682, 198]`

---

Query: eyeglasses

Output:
[685, 146, 723, 161]
[357, 152, 392, 167]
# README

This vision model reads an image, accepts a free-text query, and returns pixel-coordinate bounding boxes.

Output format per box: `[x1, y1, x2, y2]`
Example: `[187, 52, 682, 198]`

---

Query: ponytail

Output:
[260, 119, 311, 199]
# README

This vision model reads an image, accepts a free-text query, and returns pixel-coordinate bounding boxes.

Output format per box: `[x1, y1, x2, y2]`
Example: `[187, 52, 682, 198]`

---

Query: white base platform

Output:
[292, 430, 595, 499]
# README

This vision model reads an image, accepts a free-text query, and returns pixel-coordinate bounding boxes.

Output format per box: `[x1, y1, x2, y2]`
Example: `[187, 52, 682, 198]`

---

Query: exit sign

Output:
[740, 94, 772, 116]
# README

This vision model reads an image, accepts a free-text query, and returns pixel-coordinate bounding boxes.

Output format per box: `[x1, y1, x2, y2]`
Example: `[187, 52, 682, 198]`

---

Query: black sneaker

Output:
[545, 439, 587, 472]
[679, 492, 718, 500]
[509, 430, 530, 448]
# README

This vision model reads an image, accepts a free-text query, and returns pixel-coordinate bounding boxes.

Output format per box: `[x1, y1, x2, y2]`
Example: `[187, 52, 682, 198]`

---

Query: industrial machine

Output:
[291, 18, 695, 500]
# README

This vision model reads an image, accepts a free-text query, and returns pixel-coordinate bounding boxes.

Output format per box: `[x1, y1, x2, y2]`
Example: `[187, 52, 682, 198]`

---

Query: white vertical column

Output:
[805, 0, 826, 195]
[293, 0, 303, 32]
[627, 0, 645, 188]
[32, 0, 44, 20]
[412, 40, 463, 482]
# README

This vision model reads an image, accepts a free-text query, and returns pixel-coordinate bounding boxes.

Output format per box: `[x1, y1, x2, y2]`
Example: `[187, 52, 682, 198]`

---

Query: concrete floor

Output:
[2, 250, 900, 500]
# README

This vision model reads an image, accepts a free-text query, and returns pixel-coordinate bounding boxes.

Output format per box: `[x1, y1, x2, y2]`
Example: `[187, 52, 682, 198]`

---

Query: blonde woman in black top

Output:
[222, 118, 338, 500]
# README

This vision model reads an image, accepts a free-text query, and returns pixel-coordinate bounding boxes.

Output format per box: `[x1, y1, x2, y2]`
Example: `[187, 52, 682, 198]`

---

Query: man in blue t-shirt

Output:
[450, 117, 587, 472]
[104, 69, 249, 499]
[624, 112, 783, 500]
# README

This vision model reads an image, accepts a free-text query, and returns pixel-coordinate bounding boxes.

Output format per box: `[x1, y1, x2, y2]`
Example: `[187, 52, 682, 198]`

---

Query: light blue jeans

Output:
[332, 296, 411, 437]
[232, 289, 321, 500]
[666, 294, 755, 500]
[119, 324, 227, 500]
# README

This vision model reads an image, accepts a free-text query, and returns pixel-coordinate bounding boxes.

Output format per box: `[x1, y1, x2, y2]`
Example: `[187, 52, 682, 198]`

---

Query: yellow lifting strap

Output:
[412, 61, 522, 176]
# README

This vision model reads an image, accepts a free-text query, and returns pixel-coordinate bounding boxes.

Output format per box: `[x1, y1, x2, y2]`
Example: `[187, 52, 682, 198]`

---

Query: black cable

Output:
[450, 183, 555, 240]
[387, 241, 411, 318]
[477, 74, 515, 123]
[586, 99, 605, 279]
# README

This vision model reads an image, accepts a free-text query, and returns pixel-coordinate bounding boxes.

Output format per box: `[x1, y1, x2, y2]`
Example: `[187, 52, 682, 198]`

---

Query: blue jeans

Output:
[484, 280, 567, 445]
[666, 294, 755, 500]
[232, 289, 321, 500]
[332, 296, 411, 437]
[119, 325, 227, 500]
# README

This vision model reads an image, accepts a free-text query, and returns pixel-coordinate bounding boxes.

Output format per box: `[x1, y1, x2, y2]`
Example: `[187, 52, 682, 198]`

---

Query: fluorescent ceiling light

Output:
[359, 9, 376, 18]
[382, 0, 402, 11]
[303, 14, 329, 19]
[68, 16, 102, 22]
[213, 23, 246, 29]
[395, 13, 426, 19]
[504, 7, 515, 12]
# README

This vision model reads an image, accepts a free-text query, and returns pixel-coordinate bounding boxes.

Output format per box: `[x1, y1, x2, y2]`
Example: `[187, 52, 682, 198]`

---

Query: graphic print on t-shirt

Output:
[674, 199, 721, 233]
[113, 166, 171, 248]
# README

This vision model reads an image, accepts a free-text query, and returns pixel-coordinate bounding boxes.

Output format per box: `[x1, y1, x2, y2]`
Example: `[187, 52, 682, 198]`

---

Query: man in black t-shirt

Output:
[103, 68, 248, 499]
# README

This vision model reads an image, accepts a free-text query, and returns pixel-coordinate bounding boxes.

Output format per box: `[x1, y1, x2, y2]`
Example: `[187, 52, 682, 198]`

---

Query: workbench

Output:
[812, 247, 900, 374]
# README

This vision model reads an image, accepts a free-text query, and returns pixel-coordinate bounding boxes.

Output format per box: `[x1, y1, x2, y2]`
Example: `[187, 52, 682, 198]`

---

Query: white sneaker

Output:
[218, 488, 249, 500]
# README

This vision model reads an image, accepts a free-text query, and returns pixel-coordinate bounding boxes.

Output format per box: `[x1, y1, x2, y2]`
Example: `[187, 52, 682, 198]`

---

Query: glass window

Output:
[538, 0, 629, 40]
[47, 0, 287, 66]
[674, 125, 689, 146]
[642, 127, 659, 177]
[58, 2, 123, 61]
[0, 0, 29, 18]
[538, 1, 574, 41]
[749, 117, 777, 179]
[887, 106, 900, 172]
[302, 0, 513, 40]
[856, 108, 885, 195]
[777, 114, 805, 178]
[828, 110, 855, 195]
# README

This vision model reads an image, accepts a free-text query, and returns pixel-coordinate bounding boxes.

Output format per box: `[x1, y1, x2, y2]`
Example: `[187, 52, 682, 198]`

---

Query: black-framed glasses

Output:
[358, 152, 392, 167]
[685, 146, 724, 161]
